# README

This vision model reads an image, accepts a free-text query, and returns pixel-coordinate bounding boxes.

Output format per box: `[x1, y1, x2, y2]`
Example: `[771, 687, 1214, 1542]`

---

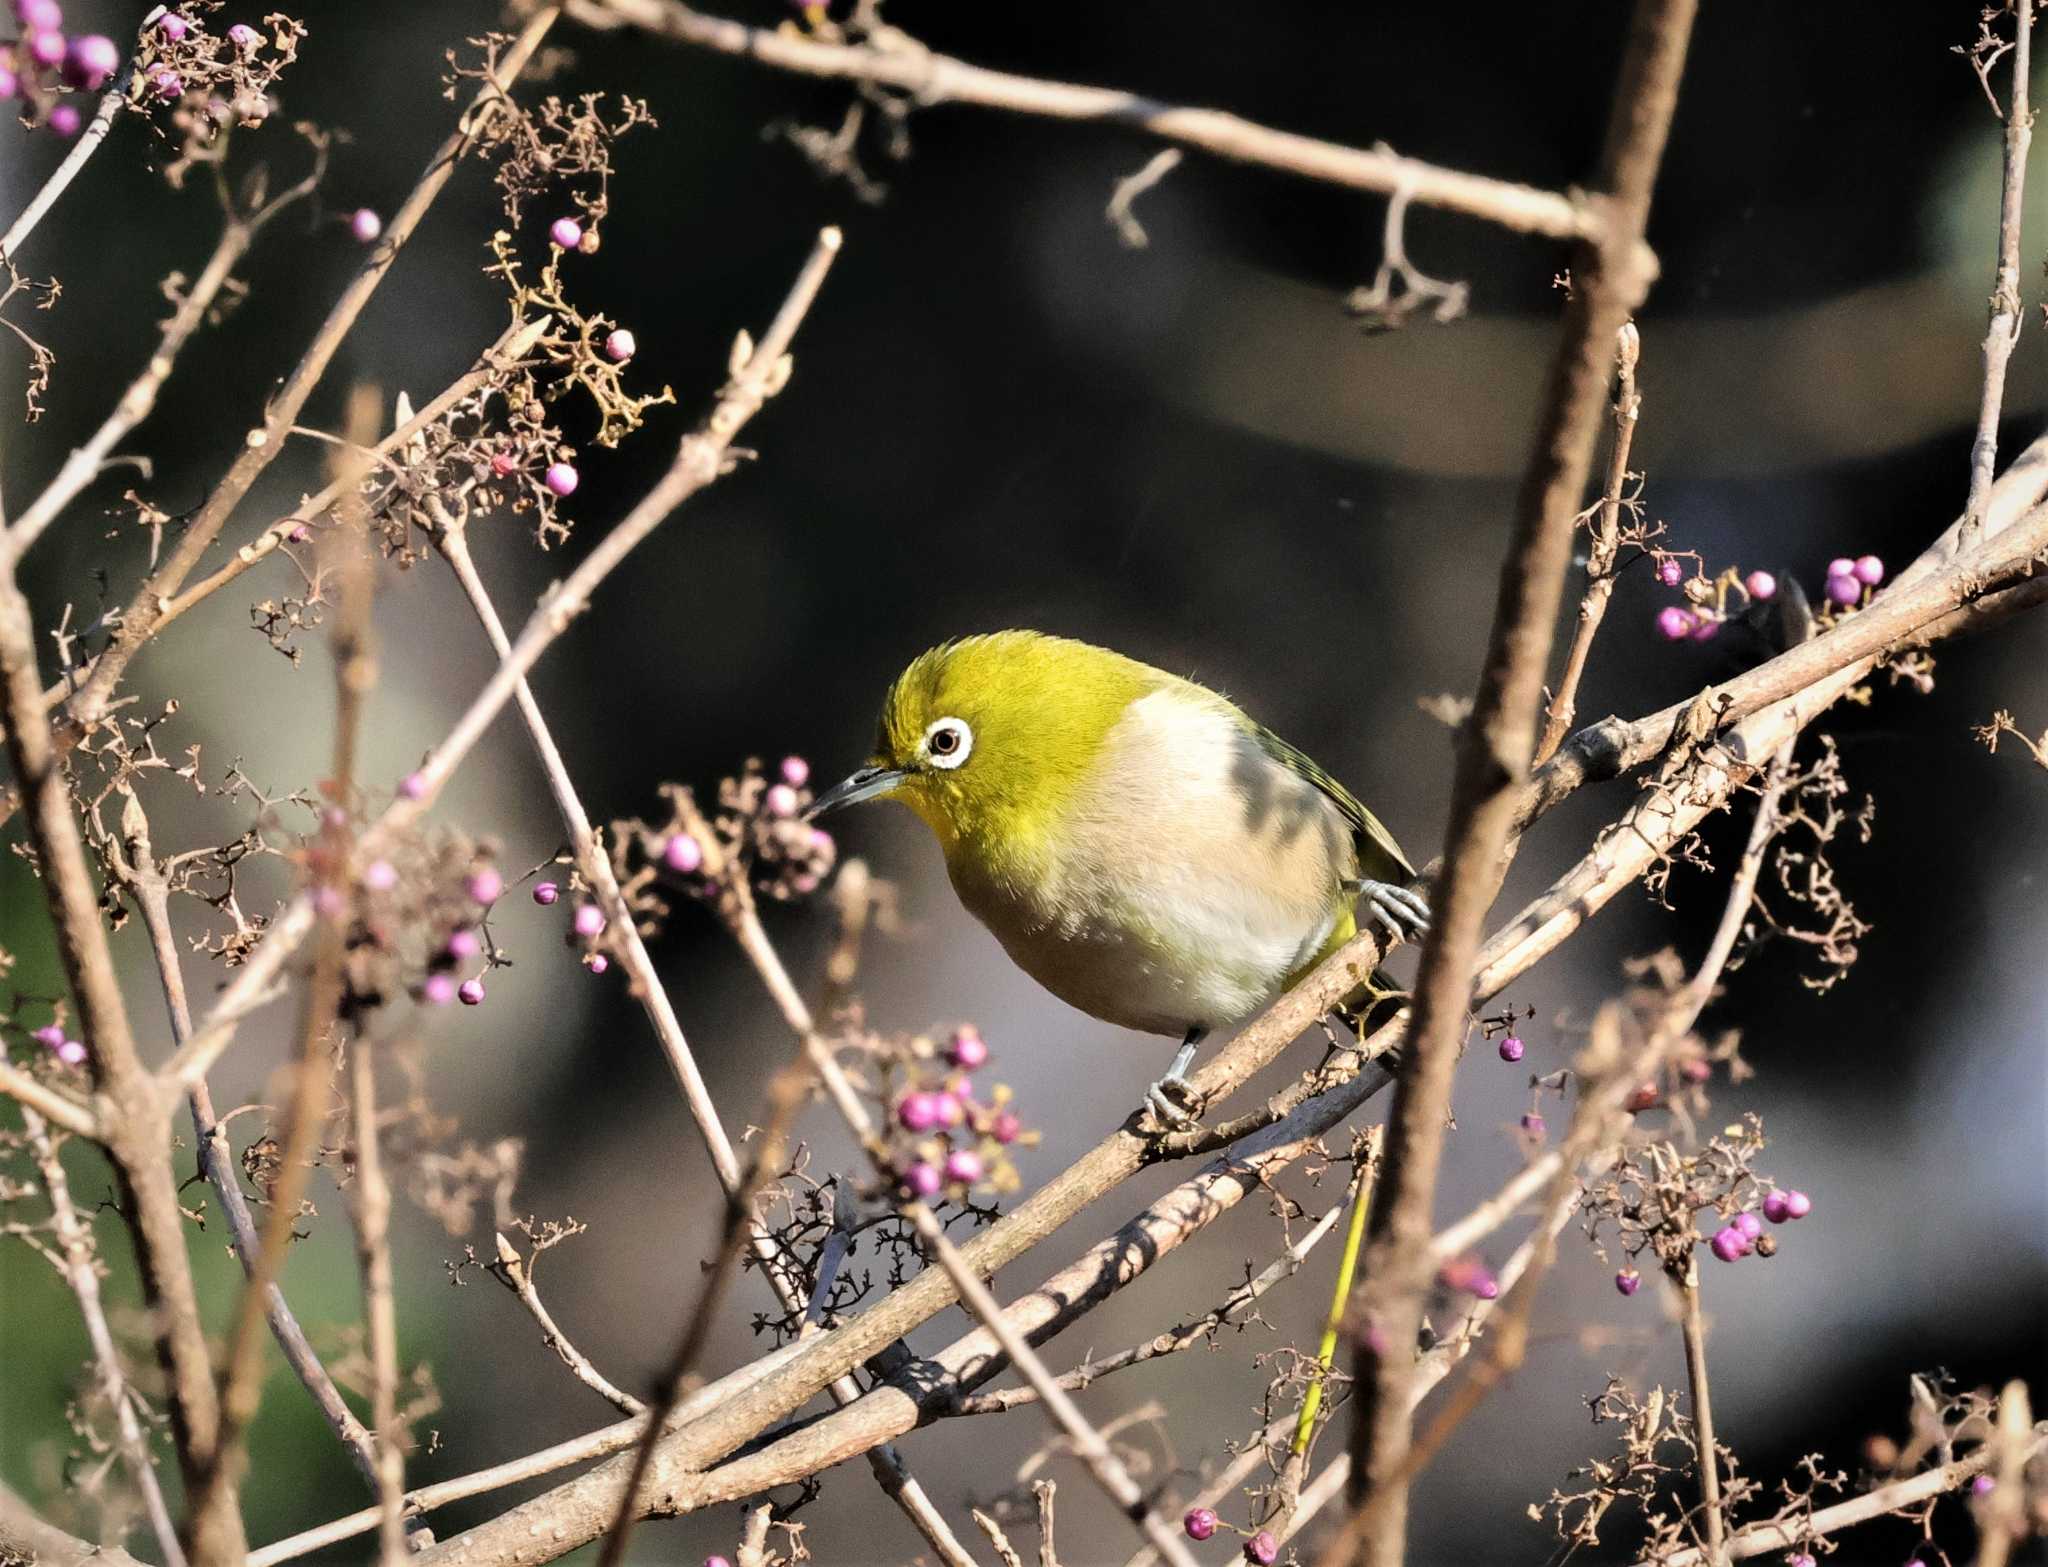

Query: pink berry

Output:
[421, 973, 457, 1005]
[948, 1028, 988, 1069]
[704, 1556, 733, 1567]
[350, 207, 382, 243]
[1520, 1112, 1546, 1137]
[28, 31, 66, 68]
[1826, 557, 1855, 579]
[1437, 1255, 1495, 1297]
[779, 755, 811, 787]
[458, 978, 485, 1006]
[1498, 1034, 1524, 1063]
[1655, 556, 1683, 587]
[1853, 554, 1884, 586]
[1745, 569, 1777, 601]
[587, 953, 609, 974]
[1245, 1528, 1279, 1565]
[0, 66, 18, 98]
[1679, 1056, 1711, 1083]
[1710, 1226, 1750, 1263]
[943, 1149, 984, 1185]
[1825, 573, 1860, 606]
[933, 1092, 964, 1129]
[549, 216, 583, 250]
[1691, 615, 1721, 641]
[287, 523, 311, 543]
[227, 22, 258, 50]
[66, 33, 115, 87]
[572, 903, 605, 939]
[466, 867, 503, 904]
[897, 1092, 940, 1132]
[1789, 1556, 1816, 1567]
[532, 881, 560, 906]
[19, 0, 62, 30]
[1734, 1211, 1762, 1240]
[447, 928, 481, 960]
[991, 1111, 1022, 1144]
[809, 826, 833, 855]
[1615, 1268, 1641, 1297]
[544, 461, 578, 497]
[312, 885, 345, 919]
[56, 1039, 87, 1066]
[362, 859, 398, 892]
[31, 1024, 64, 1048]
[1656, 605, 1695, 640]
[1761, 1191, 1791, 1224]
[398, 771, 427, 801]
[156, 12, 188, 40]
[663, 833, 704, 873]
[149, 66, 184, 100]
[490, 448, 518, 478]
[902, 1161, 942, 1199]
[46, 102, 79, 135]
[764, 783, 799, 818]
[1972, 1474, 1995, 1496]
[1785, 1189, 1812, 1219]
[603, 327, 636, 362]
[1183, 1508, 1217, 1543]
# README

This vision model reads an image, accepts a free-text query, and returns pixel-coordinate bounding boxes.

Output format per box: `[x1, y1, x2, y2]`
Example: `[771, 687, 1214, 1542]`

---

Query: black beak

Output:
[805, 763, 907, 820]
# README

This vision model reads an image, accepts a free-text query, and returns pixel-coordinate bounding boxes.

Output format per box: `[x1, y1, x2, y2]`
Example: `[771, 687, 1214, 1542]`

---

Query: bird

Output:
[807, 631, 1430, 1124]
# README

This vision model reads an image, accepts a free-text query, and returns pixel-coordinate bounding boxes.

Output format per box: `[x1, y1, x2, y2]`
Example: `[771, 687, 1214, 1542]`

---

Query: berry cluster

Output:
[1651, 553, 1886, 642]
[885, 1024, 1032, 1200]
[1183, 1508, 1280, 1563]
[2, 0, 121, 134]
[23, 1022, 87, 1069]
[133, 4, 305, 142]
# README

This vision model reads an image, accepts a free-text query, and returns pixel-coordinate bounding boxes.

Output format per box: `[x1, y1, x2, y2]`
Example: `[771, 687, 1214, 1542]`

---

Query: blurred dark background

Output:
[3, 3, 2045, 1564]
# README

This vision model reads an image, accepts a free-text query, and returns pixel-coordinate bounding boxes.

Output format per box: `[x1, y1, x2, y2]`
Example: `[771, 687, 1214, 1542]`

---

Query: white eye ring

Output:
[922, 716, 973, 770]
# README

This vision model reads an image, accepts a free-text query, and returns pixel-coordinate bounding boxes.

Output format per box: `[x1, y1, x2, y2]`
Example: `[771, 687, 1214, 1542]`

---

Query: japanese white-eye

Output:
[809, 631, 1429, 1121]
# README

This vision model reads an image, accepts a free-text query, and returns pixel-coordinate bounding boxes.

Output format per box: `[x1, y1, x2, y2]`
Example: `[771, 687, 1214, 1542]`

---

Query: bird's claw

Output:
[1142, 1074, 1202, 1130]
[1361, 880, 1431, 942]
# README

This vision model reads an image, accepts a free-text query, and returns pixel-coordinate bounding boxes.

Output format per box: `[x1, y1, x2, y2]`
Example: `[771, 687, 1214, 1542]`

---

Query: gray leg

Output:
[1359, 879, 1431, 942]
[1144, 1028, 1206, 1127]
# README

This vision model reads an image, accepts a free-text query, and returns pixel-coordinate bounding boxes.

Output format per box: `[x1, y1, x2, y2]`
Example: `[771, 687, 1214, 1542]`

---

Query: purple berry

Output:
[933, 1091, 965, 1128]
[704, 1557, 733, 1567]
[544, 461, 578, 497]
[549, 216, 583, 250]
[780, 755, 810, 787]
[1655, 556, 1683, 587]
[902, 1160, 942, 1199]
[898, 1092, 941, 1133]
[1691, 615, 1721, 641]
[764, 783, 799, 818]
[532, 881, 560, 906]
[362, 859, 398, 892]
[28, 31, 66, 68]
[1854, 554, 1885, 586]
[1788, 1556, 1816, 1567]
[0, 66, 18, 98]
[1827, 556, 1855, 579]
[18, 0, 61, 30]
[572, 903, 606, 939]
[663, 833, 704, 873]
[466, 867, 503, 905]
[31, 1024, 64, 1048]
[1437, 1256, 1495, 1297]
[46, 102, 79, 135]
[56, 1039, 86, 1066]
[1710, 1226, 1750, 1263]
[991, 1110, 1022, 1145]
[1615, 1269, 1641, 1297]
[1972, 1474, 1996, 1497]
[943, 1149, 984, 1185]
[587, 953, 609, 974]
[1183, 1508, 1217, 1543]
[1245, 1528, 1279, 1565]
[1734, 1211, 1762, 1240]
[1785, 1189, 1812, 1219]
[350, 207, 382, 244]
[1745, 569, 1777, 601]
[1498, 1034, 1524, 1063]
[948, 1027, 988, 1069]
[156, 11, 188, 40]
[457, 978, 485, 1006]
[66, 33, 115, 87]
[421, 973, 457, 1006]
[149, 66, 184, 100]
[397, 770, 427, 801]
[809, 826, 833, 855]
[1762, 1191, 1793, 1224]
[603, 327, 636, 362]
[1825, 573, 1860, 607]
[1679, 1056, 1712, 1083]
[227, 22, 258, 50]
[1520, 1112, 1546, 1137]
[447, 928, 482, 960]
[1656, 605, 1695, 641]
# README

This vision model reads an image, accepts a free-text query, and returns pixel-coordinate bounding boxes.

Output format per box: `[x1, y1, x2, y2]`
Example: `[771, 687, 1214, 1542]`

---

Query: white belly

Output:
[947, 688, 1354, 1037]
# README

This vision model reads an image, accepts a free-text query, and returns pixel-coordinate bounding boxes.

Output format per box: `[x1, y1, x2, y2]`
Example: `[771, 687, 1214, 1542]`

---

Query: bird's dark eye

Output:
[930, 728, 958, 755]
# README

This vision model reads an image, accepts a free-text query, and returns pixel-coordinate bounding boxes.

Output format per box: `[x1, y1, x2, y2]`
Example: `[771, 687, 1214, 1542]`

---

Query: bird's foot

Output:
[1361, 879, 1431, 943]
[1142, 1071, 1203, 1130]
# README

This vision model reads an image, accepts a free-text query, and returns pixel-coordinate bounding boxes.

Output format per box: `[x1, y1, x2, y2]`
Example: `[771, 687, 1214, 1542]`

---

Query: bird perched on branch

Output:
[808, 631, 1430, 1125]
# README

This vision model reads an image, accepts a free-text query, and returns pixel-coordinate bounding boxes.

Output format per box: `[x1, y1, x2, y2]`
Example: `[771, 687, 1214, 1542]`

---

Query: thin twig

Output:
[1961, 0, 2034, 545]
[1537, 321, 1643, 762]
[1675, 1261, 1726, 1564]
[489, 1233, 647, 1416]
[0, 75, 128, 267]
[347, 1034, 408, 1565]
[575, 0, 1612, 243]
[20, 1108, 187, 1567]
[1343, 8, 1696, 1564]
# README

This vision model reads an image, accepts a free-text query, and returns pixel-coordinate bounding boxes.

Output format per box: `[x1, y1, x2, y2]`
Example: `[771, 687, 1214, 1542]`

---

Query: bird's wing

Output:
[1248, 723, 1415, 883]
